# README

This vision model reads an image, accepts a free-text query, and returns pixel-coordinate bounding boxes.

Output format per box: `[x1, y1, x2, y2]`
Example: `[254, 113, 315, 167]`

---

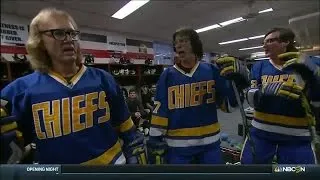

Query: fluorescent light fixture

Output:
[248, 35, 265, 40]
[251, 51, 266, 58]
[219, 17, 245, 26]
[112, 0, 150, 19]
[239, 46, 263, 51]
[251, 51, 265, 56]
[259, 8, 273, 14]
[219, 38, 248, 45]
[195, 24, 221, 33]
[254, 57, 269, 61]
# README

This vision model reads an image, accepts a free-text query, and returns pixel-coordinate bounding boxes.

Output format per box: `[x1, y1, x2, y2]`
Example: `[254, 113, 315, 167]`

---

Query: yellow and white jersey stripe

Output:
[81, 141, 126, 165]
[165, 122, 221, 147]
[252, 111, 310, 137]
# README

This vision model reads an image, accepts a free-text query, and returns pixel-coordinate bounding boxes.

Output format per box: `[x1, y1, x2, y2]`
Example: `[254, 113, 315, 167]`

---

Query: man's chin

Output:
[265, 52, 271, 58]
[62, 56, 77, 62]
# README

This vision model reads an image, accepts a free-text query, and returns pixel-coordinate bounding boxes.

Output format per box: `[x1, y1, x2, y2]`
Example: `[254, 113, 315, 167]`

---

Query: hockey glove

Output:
[247, 82, 303, 108]
[123, 132, 147, 164]
[0, 99, 24, 164]
[262, 81, 303, 100]
[216, 56, 250, 90]
[280, 52, 320, 84]
[146, 136, 167, 164]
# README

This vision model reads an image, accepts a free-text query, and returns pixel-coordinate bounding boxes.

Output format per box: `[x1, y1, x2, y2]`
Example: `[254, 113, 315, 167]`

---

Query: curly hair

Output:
[26, 8, 82, 73]
[173, 28, 203, 59]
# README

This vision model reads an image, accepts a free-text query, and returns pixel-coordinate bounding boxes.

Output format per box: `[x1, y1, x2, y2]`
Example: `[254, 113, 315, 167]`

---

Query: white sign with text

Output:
[1, 20, 28, 45]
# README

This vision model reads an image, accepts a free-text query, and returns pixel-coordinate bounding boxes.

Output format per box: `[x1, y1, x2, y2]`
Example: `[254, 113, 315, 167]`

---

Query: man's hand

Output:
[247, 82, 303, 109]
[123, 132, 147, 164]
[280, 52, 320, 83]
[135, 112, 141, 118]
[0, 99, 24, 164]
[262, 81, 303, 100]
[215, 56, 250, 90]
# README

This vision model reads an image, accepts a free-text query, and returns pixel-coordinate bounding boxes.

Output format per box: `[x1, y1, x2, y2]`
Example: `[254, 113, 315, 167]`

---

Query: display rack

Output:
[0, 60, 164, 89]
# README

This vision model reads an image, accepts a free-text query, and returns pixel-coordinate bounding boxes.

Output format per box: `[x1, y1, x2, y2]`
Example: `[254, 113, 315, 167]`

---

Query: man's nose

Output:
[263, 43, 267, 49]
[64, 33, 73, 42]
[175, 43, 182, 50]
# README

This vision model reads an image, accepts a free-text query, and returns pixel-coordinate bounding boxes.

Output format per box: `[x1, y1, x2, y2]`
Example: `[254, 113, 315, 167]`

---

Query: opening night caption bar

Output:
[26, 165, 60, 173]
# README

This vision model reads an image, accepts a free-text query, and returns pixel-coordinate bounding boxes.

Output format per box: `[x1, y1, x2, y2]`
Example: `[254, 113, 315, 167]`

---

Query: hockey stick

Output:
[301, 94, 320, 163]
[231, 81, 257, 163]
[292, 69, 320, 163]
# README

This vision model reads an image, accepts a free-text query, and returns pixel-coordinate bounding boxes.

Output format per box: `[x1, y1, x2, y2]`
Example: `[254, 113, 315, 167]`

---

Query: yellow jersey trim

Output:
[1, 122, 17, 133]
[151, 115, 168, 127]
[167, 122, 220, 137]
[119, 117, 135, 133]
[81, 141, 122, 165]
[48, 65, 87, 88]
[254, 111, 308, 127]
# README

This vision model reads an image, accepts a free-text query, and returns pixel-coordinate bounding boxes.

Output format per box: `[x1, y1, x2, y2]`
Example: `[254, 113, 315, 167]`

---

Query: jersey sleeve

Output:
[250, 62, 262, 88]
[149, 70, 169, 137]
[1, 81, 33, 145]
[246, 62, 263, 108]
[101, 72, 136, 144]
[212, 64, 238, 113]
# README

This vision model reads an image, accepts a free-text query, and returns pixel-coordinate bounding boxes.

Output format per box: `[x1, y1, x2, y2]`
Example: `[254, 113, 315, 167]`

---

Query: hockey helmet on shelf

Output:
[129, 70, 136, 75]
[119, 69, 125, 75]
[12, 54, 27, 62]
[124, 69, 129, 75]
[150, 69, 156, 74]
[144, 69, 151, 75]
[119, 56, 127, 64]
[112, 69, 120, 76]
[145, 58, 152, 65]
[84, 54, 94, 64]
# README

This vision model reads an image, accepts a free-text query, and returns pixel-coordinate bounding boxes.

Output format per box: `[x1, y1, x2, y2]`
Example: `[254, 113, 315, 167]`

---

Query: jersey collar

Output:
[269, 59, 283, 71]
[174, 61, 200, 77]
[48, 65, 87, 89]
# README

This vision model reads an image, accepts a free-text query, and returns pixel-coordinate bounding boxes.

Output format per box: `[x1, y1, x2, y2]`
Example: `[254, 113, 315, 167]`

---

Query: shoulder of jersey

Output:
[1, 72, 39, 98]
[86, 66, 114, 79]
[85, 66, 118, 89]
[199, 61, 215, 68]
[8, 72, 39, 89]
[253, 59, 270, 68]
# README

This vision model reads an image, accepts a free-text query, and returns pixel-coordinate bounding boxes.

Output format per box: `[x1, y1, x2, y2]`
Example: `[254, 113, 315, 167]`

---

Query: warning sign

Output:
[1, 21, 28, 45]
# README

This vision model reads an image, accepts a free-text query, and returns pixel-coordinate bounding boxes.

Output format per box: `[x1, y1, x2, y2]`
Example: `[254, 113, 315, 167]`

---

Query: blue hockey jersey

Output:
[150, 61, 237, 148]
[250, 56, 320, 141]
[1, 65, 136, 164]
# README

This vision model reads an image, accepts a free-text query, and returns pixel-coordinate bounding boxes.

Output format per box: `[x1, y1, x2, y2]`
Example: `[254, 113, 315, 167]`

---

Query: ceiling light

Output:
[112, 0, 150, 19]
[248, 35, 265, 40]
[259, 8, 273, 14]
[219, 38, 248, 45]
[251, 51, 266, 58]
[239, 46, 263, 51]
[195, 24, 221, 33]
[219, 17, 246, 27]
[254, 57, 269, 61]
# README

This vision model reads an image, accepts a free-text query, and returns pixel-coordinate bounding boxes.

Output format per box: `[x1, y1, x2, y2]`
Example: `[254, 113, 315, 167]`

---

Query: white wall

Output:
[1, 13, 157, 64]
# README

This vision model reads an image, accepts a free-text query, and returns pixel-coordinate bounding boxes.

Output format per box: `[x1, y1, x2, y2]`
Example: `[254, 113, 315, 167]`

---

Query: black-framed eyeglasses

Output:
[39, 29, 80, 41]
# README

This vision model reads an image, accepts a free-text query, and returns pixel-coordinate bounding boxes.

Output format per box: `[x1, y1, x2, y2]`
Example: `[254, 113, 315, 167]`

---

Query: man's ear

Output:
[282, 40, 290, 49]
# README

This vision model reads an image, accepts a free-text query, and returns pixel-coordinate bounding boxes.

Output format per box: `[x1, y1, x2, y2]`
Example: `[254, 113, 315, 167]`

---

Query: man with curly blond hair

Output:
[0, 8, 146, 165]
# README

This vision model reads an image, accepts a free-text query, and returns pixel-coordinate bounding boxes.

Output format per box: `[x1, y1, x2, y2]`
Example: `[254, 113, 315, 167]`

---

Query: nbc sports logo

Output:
[273, 165, 306, 173]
